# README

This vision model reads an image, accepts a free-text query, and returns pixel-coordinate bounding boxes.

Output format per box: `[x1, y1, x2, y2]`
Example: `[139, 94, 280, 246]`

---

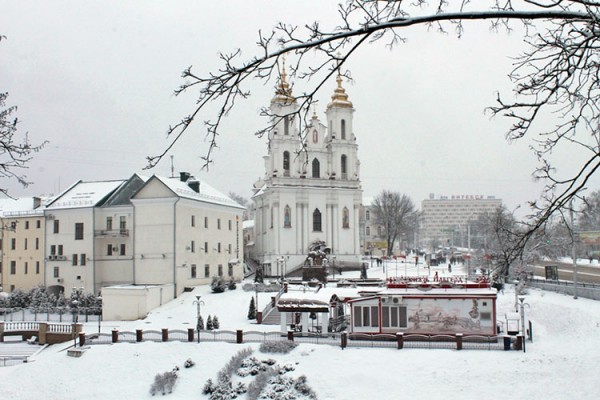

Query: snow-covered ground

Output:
[1, 262, 599, 399]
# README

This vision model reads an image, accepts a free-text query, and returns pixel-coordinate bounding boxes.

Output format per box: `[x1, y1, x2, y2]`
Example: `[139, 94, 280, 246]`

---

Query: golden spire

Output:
[271, 57, 296, 104]
[327, 71, 353, 109]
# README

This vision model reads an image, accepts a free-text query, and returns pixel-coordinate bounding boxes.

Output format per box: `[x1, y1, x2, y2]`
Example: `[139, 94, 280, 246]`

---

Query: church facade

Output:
[252, 69, 363, 275]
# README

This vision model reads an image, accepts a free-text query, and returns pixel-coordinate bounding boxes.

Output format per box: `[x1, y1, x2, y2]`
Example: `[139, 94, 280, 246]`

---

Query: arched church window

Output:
[366, 210, 370, 221]
[341, 119, 346, 139]
[341, 155, 347, 179]
[366, 226, 370, 236]
[283, 151, 290, 176]
[284, 205, 291, 228]
[312, 129, 318, 143]
[284, 115, 290, 135]
[312, 158, 320, 178]
[342, 207, 349, 228]
[313, 208, 322, 232]
[270, 207, 274, 229]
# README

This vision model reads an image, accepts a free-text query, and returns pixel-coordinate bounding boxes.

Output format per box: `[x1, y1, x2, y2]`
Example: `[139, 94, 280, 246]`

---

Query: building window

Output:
[35, 237, 39, 250]
[218, 264, 223, 277]
[191, 215, 195, 227]
[72, 254, 78, 266]
[341, 119, 346, 139]
[119, 216, 126, 230]
[107, 245, 113, 256]
[353, 305, 379, 328]
[53, 266, 59, 278]
[120, 244, 126, 256]
[36, 261, 40, 274]
[80, 254, 86, 266]
[11, 238, 15, 250]
[381, 306, 408, 328]
[228, 220, 232, 230]
[341, 155, 347, 179]
[10, 261, 16, 275]
[191, 241, 195, 253]
[228, 264, 233, 277]
[284, 205, 291, 228]
[366, 226, 370, 236]
[218, 219, 221, 230]
[106, 217, 113, 230]
[283, 151, 290, 176]
[204, 217, 208, 228]
[24, 262, 28, 274]
[205, 264, 210, 278]
[228, 243, 232, 254]
[58, 245, 63, 255]
[366, 210, 370, 220]
[36, 220, 41, 229]
[204, 242, 208, 253]
[25, 221, 30, 230]
[218, 243, 221, 253]
[312, 158, 320, 178]
[191, 264, 197, 279]
[75, 223, 84, 240]
[50, 245, 56, 255]
[53, 220, 60, 234]
[342, 207, 349, 229]
[284, 115, 290, 135]
[24, 238, 28, 250]
[313, 208, 322, 232]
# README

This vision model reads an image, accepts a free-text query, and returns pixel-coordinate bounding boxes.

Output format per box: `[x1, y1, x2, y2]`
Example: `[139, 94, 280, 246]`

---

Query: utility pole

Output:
[571, 202, 578, 299]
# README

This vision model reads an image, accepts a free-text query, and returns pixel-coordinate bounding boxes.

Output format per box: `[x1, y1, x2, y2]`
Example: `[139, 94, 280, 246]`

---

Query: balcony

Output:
[94, 229, 129, 237]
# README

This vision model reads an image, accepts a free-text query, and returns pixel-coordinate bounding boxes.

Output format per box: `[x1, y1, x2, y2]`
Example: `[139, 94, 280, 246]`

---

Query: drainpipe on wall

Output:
[173, 197, 180, 298]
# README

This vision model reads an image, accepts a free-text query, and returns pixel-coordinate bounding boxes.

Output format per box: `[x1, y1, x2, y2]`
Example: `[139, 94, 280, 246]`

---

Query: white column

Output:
[321, 312, 329, 334]
[301, 312, 309, 333]
[280, 311, 287, 333]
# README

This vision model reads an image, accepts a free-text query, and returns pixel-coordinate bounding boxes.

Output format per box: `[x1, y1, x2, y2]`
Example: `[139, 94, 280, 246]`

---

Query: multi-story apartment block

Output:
[420, 194, 502, 250]
[0, 197, 46, 292]
[2, 173, 245, 301]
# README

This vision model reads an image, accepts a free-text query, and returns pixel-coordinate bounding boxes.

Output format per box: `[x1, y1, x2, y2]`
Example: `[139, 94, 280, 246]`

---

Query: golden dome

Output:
[271, 61, 296, 104]
[327, 74, 353, 109]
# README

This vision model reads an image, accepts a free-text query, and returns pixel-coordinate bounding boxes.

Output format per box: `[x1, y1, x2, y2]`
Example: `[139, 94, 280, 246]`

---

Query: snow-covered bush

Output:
[259, 341, 298, 354]
[237, 357, 268, 377]
[246, 368, 277, 400]
[221, 347, 253, 378]
[211, 277, 227, 293]
[207, 315, 214, 330]
[149, 367, 179, 396]
[184, 358, 195, 368]
[212, 315, 220, 329]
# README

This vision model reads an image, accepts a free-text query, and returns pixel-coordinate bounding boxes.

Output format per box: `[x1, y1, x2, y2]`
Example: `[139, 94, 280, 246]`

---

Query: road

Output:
[532, 262, 600, 285]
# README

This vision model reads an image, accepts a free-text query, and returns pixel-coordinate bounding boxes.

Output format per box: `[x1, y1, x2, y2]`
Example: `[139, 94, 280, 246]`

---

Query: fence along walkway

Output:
[83, 328, 515, 351]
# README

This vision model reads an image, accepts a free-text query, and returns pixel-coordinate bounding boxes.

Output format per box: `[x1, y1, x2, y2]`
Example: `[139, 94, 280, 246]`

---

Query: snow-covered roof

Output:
[0, 197, 47, 217]
[243, 219, 254, 229]
[154, 176, 245, 210]
[279, 286, 362, 305]
[46, 179, 126, 209]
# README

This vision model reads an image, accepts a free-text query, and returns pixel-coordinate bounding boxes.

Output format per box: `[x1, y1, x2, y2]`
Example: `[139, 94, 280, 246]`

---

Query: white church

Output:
[251, 67, 363, 276]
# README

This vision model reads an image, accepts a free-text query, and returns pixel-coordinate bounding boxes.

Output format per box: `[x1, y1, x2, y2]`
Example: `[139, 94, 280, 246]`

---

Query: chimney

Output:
[188, 180, 200, 193]
[179, 172, 191, 182]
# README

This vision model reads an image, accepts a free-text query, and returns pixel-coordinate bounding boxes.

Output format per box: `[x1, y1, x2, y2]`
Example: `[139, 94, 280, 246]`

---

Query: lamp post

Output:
[97, 296, 102, 335]
[518, 296, 530, 352]
[193, 295, 204, 343]
[71, 299, 79, 347]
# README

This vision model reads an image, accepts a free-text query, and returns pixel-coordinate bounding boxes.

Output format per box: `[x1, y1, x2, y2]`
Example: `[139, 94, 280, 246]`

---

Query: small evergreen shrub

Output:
[149, 367, 179, 396]
[259, 341, 298, 354]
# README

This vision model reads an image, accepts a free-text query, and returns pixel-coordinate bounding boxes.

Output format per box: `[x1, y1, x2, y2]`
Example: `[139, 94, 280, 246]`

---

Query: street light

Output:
[71, 299, 79, 348]
[193, 295, 205, 343]
[97, 296, 102, 335]
[518, 296, 530, 352]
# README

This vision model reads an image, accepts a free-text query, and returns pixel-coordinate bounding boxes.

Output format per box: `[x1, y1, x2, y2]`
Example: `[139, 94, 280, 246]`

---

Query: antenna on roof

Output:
[170, 155, 174, 178]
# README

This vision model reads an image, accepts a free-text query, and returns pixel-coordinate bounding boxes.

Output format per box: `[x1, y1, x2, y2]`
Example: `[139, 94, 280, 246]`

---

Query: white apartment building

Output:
[420, 194, 502, 250]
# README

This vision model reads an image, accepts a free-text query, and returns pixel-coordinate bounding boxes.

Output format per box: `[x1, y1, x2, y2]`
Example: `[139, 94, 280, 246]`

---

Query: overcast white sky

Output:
[1, 0, 591, 212]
